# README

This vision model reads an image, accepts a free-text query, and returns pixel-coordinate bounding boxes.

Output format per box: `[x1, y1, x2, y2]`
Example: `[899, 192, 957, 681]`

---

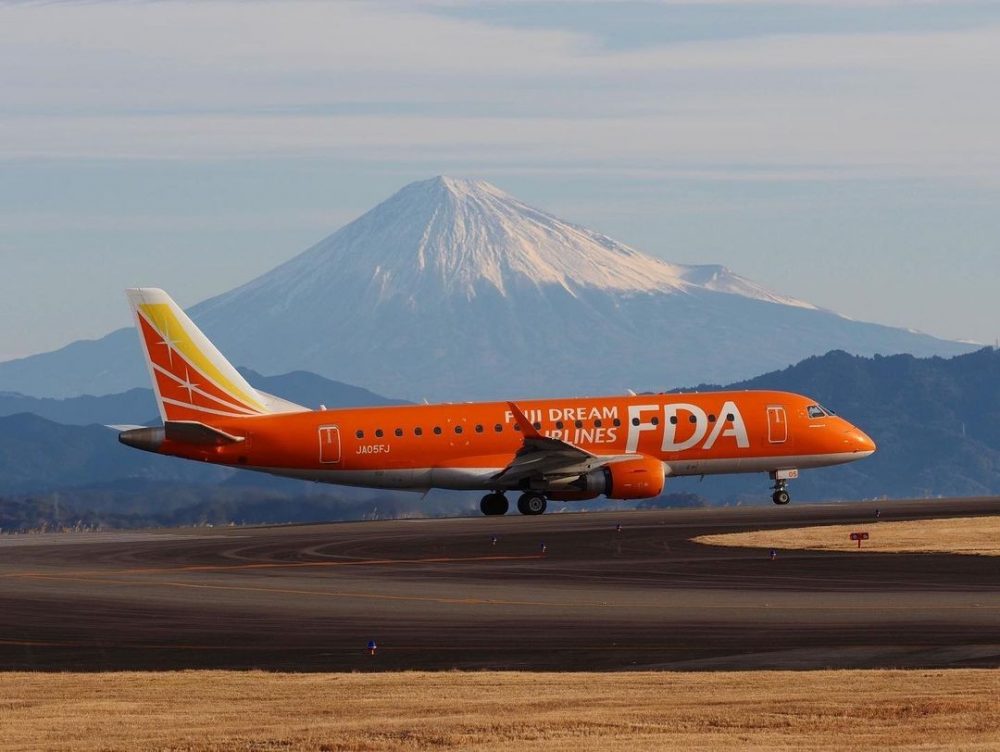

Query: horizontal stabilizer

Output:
[106, 424, 145, 432]
[164, 420, 245, 446]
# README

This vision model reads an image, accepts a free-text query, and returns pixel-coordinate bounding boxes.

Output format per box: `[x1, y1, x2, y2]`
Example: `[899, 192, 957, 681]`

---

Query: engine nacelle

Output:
[574, 455, 666, 500]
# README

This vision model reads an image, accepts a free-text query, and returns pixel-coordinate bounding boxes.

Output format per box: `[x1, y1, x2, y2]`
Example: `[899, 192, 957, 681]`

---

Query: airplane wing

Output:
[492, 402, 633, 486]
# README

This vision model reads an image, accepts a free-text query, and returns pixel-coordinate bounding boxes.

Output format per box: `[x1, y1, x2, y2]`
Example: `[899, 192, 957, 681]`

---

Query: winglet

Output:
[506, 401, 542, 439]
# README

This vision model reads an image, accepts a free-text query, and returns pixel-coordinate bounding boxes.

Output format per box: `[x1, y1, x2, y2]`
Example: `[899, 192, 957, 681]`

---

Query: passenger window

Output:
[594, 419, 602, 428]
[651, 417, 659, 426]
[433, 426, 442, 435]
[689, 414, 697, 423]
[514, 424, 522, 432]
[575, 420, 583, 429]
[355, 430, 364, 439]
[475, 424, 484, 433]
[375, 429, 383, 438]
[455, 425, 463, 434]
[708, 414, 717, 423]
[414, 427, 423, 436]
[394, 428, 403, 437]
[669, 416, 678, 425]
[533, 421, 541, 430]
[556, 421, 564, 429]
[726, 413, 735, 422]
[631, 417, 640, 426]
[494, 424, 503, 432]
[613, 418, 621, 427]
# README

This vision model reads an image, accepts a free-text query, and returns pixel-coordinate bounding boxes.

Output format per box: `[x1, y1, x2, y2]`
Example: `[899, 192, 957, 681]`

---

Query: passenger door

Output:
[766, 406, 788, 444]
[318, 425, 341, 464]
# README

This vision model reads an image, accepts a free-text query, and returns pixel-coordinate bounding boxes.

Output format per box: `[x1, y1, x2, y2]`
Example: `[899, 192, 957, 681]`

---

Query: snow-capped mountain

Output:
[0, 177, 974, 400]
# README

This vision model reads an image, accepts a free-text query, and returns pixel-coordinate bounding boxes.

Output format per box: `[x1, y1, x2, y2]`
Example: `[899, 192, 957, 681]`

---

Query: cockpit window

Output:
[820, 403, 836, 416]
[807, 405, 825, 419]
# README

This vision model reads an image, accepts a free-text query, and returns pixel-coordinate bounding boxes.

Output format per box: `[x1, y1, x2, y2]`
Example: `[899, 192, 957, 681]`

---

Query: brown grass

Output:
[693, 515, 1000, 556]
[0, 670, 998, 751]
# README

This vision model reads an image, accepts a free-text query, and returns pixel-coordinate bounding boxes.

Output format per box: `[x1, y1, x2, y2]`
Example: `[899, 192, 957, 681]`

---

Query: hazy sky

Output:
[1, 0, 998, 362]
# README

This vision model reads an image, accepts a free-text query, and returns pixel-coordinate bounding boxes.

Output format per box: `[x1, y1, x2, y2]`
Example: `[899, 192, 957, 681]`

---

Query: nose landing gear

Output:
[771, 484, 791, 505]
[769, 469, 797, 505]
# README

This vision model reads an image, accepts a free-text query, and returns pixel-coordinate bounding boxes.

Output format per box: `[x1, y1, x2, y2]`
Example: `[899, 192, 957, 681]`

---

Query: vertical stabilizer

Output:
[126, 288, 304, 423]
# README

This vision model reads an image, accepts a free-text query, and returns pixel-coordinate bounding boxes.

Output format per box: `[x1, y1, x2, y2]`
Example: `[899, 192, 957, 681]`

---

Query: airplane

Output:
[116, 288, 876, 515]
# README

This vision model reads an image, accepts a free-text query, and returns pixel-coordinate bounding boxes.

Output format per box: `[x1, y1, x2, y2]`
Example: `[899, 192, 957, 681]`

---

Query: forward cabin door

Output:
[318, 425, 341, 464]
[766, 406, 788, 444]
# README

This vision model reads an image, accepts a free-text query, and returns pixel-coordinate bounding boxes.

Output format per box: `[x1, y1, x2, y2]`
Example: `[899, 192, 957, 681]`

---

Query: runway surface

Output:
[1, 498, 998, 671]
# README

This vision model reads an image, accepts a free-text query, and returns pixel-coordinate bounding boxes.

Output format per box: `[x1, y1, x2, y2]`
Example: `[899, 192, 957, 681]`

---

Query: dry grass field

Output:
[0, 670, 998, 751]
[694, 515, 1000, 556]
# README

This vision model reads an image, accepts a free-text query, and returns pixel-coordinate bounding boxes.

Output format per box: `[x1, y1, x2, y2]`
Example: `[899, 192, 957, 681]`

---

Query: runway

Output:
[1, 498, 998, 671]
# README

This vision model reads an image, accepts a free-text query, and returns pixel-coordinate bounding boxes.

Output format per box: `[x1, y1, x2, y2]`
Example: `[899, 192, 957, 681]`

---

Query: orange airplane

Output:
[116, 289, 876, 515]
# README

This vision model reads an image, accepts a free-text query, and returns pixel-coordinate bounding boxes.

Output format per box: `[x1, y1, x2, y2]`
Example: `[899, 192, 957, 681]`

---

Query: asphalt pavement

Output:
[1, 498, 997, 671]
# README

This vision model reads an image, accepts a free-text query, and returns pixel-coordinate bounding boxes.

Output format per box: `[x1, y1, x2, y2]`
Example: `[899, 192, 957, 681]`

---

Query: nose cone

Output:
[847, 426, 877, 456]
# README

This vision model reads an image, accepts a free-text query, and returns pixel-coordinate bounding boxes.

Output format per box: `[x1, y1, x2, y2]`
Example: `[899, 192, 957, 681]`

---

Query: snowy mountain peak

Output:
[247, 176, 814, 309]
[0, 176, 973, 400]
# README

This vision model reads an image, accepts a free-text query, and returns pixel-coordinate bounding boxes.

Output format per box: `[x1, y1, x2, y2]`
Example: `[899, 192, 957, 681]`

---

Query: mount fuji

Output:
[0, 176, 973, 400]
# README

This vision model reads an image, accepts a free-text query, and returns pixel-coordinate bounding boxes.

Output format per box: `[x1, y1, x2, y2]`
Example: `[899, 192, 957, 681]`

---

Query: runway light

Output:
[850, 531, 870, 549]
[769, 548, 777, 560]
[615, 523, 623, 533]
[490, 535, 497, 546]
[540, 542, 547, 555]
[367, 640, 377, 656]
[875, 508, 881, 521]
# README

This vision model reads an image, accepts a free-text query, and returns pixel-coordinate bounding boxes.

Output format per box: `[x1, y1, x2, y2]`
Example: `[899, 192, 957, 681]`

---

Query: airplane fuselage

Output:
[125, 390, 875, 493]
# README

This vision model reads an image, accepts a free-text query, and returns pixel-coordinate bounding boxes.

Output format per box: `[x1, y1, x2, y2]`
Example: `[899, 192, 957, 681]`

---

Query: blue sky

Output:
[1, 0, 998, 362]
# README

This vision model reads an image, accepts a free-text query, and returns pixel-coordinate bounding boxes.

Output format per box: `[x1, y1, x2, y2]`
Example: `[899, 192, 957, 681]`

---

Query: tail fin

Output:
[126, 288, 305, 423]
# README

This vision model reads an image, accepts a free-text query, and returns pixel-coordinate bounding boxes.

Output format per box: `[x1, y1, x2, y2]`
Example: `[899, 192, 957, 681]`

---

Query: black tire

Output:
[480, 493, 508, 516]
[772, 490, 791, 505]
[517, 493, 547, 515]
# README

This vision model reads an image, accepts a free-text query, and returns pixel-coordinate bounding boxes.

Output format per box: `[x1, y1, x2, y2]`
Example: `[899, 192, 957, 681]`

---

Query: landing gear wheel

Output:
[517, 492, 547, 515]
[769, 474, 792, 505]
[480, 493, 508, 516]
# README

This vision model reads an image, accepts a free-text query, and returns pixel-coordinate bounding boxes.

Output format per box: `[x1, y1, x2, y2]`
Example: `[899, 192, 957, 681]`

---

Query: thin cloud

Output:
[1, 1, 997, 181]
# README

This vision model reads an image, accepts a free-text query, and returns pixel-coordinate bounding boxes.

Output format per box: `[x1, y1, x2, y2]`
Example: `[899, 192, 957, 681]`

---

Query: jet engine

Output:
[569, 455, 666, 500]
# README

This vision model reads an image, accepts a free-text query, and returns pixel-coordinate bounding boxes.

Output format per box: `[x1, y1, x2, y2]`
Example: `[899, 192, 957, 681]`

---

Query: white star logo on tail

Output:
[156, 321, 180, 367]
[179, 368, 200, 404]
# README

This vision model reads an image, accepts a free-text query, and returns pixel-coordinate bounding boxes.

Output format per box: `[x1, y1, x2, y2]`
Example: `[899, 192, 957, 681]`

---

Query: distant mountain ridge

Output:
[0, 369, 405, 427]
[0, 176, 973, 400]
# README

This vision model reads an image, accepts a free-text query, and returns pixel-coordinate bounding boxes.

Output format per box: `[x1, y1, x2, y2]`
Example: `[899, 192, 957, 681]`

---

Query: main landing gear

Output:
[479, 492, 548, 515]
[769, 469, 796, 505]
[516, 492, 547, 516]
[480, 492, 508, 516]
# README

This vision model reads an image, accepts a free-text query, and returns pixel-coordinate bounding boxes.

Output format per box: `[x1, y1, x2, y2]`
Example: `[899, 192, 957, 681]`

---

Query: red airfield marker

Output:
[850, 531, 870, 549]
